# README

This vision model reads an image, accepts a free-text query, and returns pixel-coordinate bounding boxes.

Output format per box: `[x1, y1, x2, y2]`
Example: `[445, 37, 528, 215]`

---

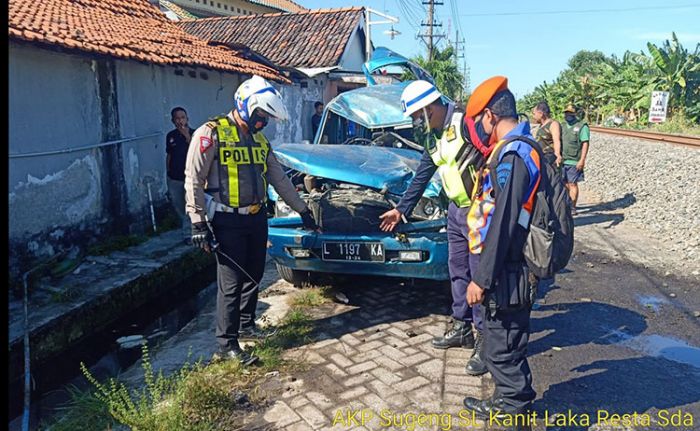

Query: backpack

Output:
[499, 135, 575, 279]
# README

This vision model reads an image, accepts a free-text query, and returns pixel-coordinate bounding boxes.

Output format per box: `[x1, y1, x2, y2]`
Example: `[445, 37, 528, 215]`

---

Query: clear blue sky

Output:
[299, 0, 700, 97]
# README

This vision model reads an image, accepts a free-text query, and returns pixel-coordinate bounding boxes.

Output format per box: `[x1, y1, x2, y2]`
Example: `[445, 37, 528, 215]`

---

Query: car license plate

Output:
[321, 242, 385, 262]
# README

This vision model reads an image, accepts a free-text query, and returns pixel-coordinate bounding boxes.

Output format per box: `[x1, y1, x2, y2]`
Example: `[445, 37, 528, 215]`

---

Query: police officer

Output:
[462, 76, 539, 426]
[378, 80, 490, 376]
[185, 75, 318, 365]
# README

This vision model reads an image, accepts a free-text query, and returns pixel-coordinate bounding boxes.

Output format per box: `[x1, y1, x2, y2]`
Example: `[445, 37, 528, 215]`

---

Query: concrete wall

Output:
[171, 0, 277, 17]
[8, 41, 312, 272]
[274, 80, 324, 143]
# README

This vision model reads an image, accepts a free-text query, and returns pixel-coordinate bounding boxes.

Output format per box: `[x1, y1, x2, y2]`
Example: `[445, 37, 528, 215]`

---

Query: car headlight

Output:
[275, 199, 298, 218]
[415, 197, 443, 220]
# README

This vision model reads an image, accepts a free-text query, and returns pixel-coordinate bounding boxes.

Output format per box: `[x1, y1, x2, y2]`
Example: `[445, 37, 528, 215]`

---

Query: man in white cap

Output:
[185, 75, 318, 365]
[379, 80, 493, 377]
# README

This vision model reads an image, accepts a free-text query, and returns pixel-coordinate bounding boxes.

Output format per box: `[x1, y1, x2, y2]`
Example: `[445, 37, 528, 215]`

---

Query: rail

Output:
[590, 126, 700, 149]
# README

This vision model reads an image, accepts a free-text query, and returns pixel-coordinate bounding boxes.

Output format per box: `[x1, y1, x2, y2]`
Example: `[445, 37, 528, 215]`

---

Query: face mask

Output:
[248, 111, 269, 133]
[565, 114, 577, 124]
[413, 108, 435, 151]
[475, 118, 491, 145]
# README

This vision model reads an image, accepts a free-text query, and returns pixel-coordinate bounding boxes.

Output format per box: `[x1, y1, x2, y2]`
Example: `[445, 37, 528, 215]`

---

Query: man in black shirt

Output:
[311, 101, 323, 139]
[166, 106, 195, 241]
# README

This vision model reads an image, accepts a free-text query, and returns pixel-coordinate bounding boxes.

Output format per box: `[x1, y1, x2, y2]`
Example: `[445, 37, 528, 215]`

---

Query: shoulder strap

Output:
[489, 135, 543, 171]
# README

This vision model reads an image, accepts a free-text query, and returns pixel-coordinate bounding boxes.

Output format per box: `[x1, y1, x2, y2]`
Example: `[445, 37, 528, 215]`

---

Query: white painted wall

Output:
[9, 42, 313, 267]
[338, 19, 367, 72]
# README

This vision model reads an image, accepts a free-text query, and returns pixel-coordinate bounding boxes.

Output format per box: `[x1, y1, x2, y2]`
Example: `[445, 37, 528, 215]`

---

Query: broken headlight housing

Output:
[413, 197, 444, 220]
[274, 199, 299, 218]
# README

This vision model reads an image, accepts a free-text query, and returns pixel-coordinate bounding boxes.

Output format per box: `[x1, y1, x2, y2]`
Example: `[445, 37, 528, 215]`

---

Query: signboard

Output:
[648, 91, 669, 123]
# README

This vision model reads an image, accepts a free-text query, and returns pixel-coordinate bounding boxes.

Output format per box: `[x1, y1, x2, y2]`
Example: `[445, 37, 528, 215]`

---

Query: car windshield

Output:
[318, 111, 422, 151]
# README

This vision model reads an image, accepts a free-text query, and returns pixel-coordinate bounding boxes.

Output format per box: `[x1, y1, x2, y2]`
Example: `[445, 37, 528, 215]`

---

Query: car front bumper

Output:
[267, 217, 449, 281]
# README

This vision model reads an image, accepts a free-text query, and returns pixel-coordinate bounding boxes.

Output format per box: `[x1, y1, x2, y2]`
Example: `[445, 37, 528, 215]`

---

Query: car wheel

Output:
[276, 263, 310, 288]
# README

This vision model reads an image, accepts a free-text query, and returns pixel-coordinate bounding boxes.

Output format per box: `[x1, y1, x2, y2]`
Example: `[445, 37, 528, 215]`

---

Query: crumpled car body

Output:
[267, 48, 449, 283]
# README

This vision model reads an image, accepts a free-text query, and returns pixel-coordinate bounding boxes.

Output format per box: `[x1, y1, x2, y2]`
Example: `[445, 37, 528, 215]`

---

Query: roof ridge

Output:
[8, 0, 288, 82]
[186, 6, 364, 21]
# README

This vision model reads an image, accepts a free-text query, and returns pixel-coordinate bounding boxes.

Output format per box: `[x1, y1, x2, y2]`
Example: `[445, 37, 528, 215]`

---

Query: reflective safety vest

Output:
[428, 111, 480, 208]
[467, 137, 542, 254]
[211, 115, 270, 208]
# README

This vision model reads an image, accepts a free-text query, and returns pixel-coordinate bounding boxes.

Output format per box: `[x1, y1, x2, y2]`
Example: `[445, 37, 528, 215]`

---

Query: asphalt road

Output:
[525, 213, 700, 430]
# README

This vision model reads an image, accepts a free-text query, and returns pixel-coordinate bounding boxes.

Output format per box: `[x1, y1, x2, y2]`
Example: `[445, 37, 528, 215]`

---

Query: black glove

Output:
[191, 222, 214, 251]
[300, 209, 318, 231]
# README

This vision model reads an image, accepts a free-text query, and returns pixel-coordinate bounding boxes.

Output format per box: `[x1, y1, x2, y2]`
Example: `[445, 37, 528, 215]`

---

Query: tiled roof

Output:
[160, 0, 197, 20]
[178, 7, 364, 68]
[248, 0, 306, 13]
[8, 0, 288, 82]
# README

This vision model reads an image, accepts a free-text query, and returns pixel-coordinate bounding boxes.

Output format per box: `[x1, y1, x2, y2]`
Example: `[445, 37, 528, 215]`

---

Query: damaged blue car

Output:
[267, 48, 449, 285]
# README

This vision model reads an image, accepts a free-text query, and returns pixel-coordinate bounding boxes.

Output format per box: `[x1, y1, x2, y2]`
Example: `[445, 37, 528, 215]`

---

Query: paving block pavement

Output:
[262, 279, 494, 431]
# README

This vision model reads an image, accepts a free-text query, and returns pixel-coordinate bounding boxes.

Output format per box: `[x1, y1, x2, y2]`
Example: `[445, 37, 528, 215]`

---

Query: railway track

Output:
[590, 126, 700, 149]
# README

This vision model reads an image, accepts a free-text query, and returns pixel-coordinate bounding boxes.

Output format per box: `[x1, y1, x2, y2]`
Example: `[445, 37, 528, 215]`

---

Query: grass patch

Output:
[47, 309, 315, 430]
[39, 385, 116, 431]
[289, 287, 333, 308]
[615, 113, 700, 136]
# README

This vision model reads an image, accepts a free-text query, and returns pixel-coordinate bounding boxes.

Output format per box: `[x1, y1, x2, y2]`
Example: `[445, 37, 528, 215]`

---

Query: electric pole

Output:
[419, 0, 445, 60]
[454, 29, 466, 100]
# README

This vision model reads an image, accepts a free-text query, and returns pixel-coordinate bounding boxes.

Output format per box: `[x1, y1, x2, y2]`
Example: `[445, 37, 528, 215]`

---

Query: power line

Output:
[457, 4, 700, 17]
[394, 0, 420, 32]
[418, 0, 446, 60]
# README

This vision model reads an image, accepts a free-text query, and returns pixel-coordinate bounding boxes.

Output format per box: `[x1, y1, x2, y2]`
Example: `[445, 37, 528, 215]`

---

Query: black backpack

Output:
[497, 135, 575, 279]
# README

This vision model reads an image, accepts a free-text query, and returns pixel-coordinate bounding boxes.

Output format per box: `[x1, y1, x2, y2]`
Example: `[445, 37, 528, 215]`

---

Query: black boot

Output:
[432, 320, 475, 349]
[239, 324, 278, 340]
[212, 343, 259, 366]
[463, 395, 531, 427]
[465, 330, 487, 376]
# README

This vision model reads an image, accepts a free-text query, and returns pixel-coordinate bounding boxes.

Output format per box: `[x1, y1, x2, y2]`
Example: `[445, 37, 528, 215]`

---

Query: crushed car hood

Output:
[274, 144, 441, 197]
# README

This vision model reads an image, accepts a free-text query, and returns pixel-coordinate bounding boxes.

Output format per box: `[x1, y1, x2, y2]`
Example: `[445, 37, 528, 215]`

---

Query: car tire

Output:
[276, 263, 310, 288]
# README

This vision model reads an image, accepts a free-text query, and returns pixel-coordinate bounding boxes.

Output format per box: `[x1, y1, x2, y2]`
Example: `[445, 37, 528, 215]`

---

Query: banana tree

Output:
[646, 32, 699, 113]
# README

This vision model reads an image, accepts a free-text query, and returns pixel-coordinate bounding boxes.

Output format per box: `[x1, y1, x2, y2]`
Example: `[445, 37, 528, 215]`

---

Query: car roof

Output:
[325, 81, 412, 129]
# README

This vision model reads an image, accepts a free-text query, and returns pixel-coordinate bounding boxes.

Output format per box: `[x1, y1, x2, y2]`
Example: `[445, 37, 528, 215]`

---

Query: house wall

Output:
[338, 20, 368, 72]
[170, 0, 277, 17]
[8, 42, 308, 272]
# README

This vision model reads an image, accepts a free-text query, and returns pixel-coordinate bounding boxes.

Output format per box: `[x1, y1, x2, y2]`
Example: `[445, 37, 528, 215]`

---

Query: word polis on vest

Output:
[331, 407, 694, 430]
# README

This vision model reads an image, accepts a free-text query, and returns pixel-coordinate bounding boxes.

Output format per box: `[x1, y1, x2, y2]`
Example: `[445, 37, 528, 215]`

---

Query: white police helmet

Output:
[234, 75, 289, 122]
[400, 80, 442, 117]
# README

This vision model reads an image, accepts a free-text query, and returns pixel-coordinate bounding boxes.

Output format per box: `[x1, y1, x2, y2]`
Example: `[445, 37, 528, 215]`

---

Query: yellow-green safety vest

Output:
[212, 116, 270, 208]
[428, 111, 476, 208]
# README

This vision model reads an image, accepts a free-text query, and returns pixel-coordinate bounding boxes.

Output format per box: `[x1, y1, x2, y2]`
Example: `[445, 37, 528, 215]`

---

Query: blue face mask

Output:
[565, 114, 577, 124]
[475, 117, 491, 144]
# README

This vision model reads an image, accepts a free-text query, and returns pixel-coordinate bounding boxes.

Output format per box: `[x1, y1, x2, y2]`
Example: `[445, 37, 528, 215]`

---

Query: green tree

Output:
[646, 32, 700, 116]
[518, 33, 700, 126]
[404, 46, 466, 101]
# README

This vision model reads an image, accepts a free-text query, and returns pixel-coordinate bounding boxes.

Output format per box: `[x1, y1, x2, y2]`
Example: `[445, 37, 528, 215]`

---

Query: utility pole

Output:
[364, 8, 399, 64]
[418, 0, 445, 60]
[454, 29, 466, 100]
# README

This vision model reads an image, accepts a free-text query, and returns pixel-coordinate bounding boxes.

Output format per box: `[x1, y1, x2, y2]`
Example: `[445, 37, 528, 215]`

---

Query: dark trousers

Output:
[483, 308, 536, 411]
[447, 202, 482, 330]
[211, 211, 268, 349]
[472, 252, 536, 411]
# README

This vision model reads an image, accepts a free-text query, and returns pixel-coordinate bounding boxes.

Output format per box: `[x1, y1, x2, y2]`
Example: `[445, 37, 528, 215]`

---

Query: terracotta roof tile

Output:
[247, 0, 306, 13]
[8, 0, 288, 82]
[178, 7, 364, 69]
[159, 0, 198, 20]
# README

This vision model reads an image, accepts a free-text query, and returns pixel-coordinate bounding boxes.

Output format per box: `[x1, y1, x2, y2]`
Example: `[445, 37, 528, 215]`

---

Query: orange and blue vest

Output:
[467, 126, 542, 254]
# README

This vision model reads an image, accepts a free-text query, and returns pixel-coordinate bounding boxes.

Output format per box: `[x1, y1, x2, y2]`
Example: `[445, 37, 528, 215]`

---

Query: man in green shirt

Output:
[561, 104, 590, 215]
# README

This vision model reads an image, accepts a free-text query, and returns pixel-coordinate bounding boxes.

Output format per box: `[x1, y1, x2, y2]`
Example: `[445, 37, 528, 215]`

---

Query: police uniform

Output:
[396, 102, 484, 343]
[185, 113, 309, 350]
[465, 121, 540, 415]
